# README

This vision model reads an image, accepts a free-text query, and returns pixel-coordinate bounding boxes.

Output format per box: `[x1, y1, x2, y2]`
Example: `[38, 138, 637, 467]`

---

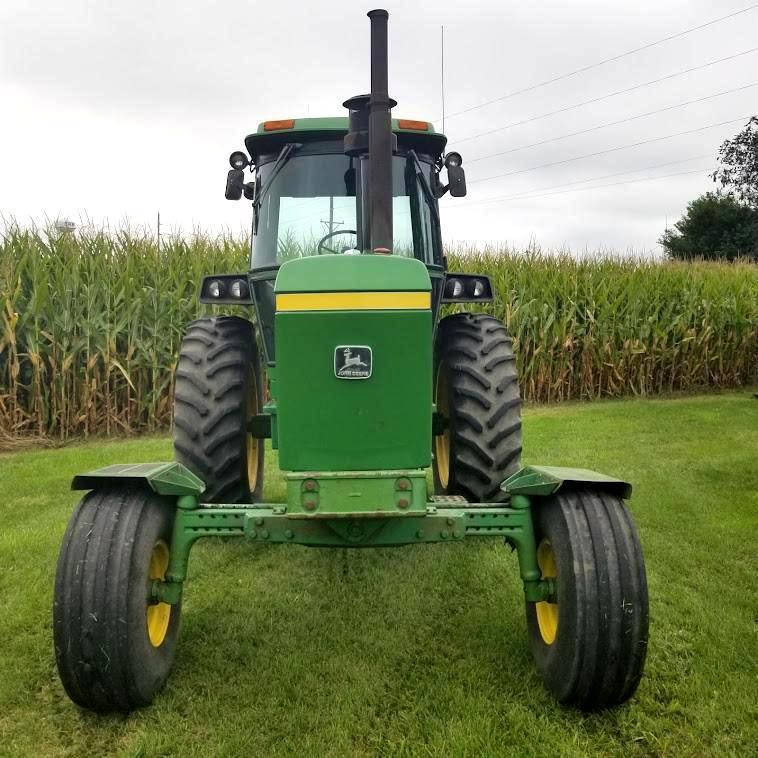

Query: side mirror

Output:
[434, 152, 467, 198]
[447, 164, 466, 197]
[225, 169, 244, 200]
[445, 152, 467, 197]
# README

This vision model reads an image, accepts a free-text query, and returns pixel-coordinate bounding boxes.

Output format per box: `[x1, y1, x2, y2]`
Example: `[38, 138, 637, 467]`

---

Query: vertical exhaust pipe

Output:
[367, 9, 393, 253]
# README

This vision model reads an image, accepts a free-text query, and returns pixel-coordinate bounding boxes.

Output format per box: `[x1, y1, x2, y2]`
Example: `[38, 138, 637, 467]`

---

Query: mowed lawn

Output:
[0, 393, 756, 757]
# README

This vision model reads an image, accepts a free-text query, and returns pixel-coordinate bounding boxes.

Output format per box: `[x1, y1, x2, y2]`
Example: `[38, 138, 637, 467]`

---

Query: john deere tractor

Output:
[53, 9, 648, 712]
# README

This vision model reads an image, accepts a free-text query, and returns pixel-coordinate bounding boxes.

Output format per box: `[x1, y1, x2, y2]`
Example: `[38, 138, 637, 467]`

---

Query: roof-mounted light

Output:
[398, 119, 429, 131]
[263, 119, 296, 131]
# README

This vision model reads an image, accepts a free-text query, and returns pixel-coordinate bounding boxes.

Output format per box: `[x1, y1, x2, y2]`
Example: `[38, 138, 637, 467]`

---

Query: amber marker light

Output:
[263, 119, 296, 131]
[397, 119, 429, 131]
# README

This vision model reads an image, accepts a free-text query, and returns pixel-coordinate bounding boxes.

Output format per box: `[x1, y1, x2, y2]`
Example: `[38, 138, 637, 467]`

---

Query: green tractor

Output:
[53, 9, 648, 712]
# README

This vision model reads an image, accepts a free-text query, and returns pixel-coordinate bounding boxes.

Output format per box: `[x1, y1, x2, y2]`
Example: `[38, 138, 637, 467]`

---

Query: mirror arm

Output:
[408, 150, 441, 224]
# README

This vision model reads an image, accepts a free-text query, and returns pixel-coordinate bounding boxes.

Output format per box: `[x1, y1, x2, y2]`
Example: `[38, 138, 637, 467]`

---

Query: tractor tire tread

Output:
[434, 313, 522, 502]
[526, 489, 649, 709]
[173, 315, 263, 503]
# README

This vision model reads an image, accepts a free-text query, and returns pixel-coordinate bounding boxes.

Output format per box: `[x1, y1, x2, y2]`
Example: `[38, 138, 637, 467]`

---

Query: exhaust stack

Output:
[344, 9, 396, 253]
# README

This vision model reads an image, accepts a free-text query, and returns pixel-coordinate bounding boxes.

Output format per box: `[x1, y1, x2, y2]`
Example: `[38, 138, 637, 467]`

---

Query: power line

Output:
[467, 82, 758, 163]
[443, 154, 712, 210]
[452, 47, 758, 145]
[447, 168, 709, 207]
[468, 115, 751, 185]
[441, 3, 758, 121]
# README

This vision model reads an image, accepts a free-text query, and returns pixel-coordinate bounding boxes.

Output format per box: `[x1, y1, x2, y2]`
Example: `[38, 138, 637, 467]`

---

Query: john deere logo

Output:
[334, 346, 372, 379]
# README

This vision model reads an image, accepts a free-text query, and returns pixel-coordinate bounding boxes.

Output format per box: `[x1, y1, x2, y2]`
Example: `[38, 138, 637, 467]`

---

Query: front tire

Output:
[433, 313, 522, 502]
[526, 490, 649, 709]
[53, 488, 181, 711]
[173, 316, 264, 503]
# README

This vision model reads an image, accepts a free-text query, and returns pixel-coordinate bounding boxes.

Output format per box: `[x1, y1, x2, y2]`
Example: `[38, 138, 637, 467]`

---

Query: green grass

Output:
[0, 393, 756, 756]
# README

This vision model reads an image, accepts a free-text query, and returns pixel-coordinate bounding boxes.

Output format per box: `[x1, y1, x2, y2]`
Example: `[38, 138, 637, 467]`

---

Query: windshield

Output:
[251, 148, 439, 267]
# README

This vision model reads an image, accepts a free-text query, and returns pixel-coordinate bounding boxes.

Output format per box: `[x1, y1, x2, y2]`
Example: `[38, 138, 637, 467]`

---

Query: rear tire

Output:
[526, 489, 649, 709]
[173, 316, 264, 503]
[433, 313, 522, 502]
[53, 487, 181, 711]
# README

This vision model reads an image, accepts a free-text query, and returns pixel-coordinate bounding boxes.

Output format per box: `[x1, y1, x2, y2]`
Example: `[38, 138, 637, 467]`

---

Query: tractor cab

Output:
[242, 118, 449, 267]
[221, 117, 470, 360]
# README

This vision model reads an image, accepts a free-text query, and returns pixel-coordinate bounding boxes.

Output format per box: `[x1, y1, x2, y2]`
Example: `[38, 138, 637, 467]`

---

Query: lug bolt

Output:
[285, 529, 294, 540]
[261, 529, 270, 539]
[304, 500, 317, 511]
[416, 529, 424, 539]
[453, 529, 462, 539]
[250, 529, 257, 539]
[441, 530, 449, 539]
[446, 517, 454, 526]
[304, 480, 317, 492]
[398, 479, 410, 491]
[255, 517, 264, 526]
[397, 498, 409, 509]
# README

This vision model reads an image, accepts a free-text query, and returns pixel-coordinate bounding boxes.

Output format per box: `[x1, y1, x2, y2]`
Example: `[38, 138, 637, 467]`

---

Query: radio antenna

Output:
[441, 25, 446, 135]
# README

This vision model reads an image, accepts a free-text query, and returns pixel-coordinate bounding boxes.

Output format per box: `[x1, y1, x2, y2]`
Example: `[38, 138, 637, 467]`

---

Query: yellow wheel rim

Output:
[147, 540, 171, 648]
[535, 538, 559, 645]
[246, 371, 259, 492]
[434, 364, 450, 489]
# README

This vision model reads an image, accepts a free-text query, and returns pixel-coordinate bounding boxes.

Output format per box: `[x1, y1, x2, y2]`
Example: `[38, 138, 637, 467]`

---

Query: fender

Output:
[72, 461, 204, 499]
[502, 465, 632, 499]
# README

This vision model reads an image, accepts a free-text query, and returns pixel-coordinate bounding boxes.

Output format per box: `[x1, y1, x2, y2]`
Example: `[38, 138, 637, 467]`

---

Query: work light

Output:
[444, 152, 462, 168]
[229, 151, 249, 170]
[207, 279, 224, 298]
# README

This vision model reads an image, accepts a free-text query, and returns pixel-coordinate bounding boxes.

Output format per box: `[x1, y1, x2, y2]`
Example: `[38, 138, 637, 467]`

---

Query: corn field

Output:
[1, 227, 756, 443]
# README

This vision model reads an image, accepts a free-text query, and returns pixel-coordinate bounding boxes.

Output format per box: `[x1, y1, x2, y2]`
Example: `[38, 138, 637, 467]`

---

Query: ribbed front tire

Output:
[433, 313, 522, 502]
[53, 488, 181, 711]
[173, 316, 264, 503]
[526, 490, 649, 709]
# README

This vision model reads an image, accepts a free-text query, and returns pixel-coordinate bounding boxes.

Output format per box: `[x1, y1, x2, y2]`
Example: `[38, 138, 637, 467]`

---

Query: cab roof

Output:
[244, 116, 447, 159]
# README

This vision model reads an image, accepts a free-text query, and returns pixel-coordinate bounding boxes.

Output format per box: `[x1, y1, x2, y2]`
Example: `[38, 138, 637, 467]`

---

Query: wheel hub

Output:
[535, 538, 559, 645]
[147, 540, 171, 647]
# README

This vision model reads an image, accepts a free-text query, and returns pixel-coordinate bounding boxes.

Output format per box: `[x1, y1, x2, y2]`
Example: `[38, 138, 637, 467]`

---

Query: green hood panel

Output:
[274, 255, 431, 294]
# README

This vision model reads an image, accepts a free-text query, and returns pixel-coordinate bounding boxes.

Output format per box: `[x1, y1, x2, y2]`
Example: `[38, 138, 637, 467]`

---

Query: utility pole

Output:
[320, 196, 344, 235]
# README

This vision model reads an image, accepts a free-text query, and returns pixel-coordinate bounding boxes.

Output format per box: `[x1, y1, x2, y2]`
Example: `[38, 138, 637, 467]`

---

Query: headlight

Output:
[208, 279, 224, 298]
[230, 279, 249, 299]
[445, 277, 463, 299]
[441, 273, 493, 303]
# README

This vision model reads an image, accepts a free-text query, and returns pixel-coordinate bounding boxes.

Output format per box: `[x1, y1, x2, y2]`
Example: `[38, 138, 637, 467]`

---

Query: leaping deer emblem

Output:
[339, 348, 368, 373]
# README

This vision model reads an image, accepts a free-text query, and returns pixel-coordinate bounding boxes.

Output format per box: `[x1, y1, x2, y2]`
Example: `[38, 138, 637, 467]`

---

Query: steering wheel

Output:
[317, 229, 358, 255]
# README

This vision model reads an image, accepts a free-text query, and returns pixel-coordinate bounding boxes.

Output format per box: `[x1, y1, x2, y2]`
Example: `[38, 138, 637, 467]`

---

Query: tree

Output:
[712, 116, 758, 208]
[659, 192, 758, 260]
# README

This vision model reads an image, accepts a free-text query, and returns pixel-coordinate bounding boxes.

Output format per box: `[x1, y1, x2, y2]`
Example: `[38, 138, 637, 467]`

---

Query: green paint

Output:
[274, 253, 432, 294]
[285, 469, 427, 516]
[71, 462, 204, 497]
[274, 256, 432, 472]
[503, 465, 632, 499]
[147, 497, 553, 605]
[276, 310, 432, 471]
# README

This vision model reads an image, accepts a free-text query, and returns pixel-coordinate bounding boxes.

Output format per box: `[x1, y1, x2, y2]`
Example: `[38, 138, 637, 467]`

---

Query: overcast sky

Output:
[1, 0, 756, 253]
